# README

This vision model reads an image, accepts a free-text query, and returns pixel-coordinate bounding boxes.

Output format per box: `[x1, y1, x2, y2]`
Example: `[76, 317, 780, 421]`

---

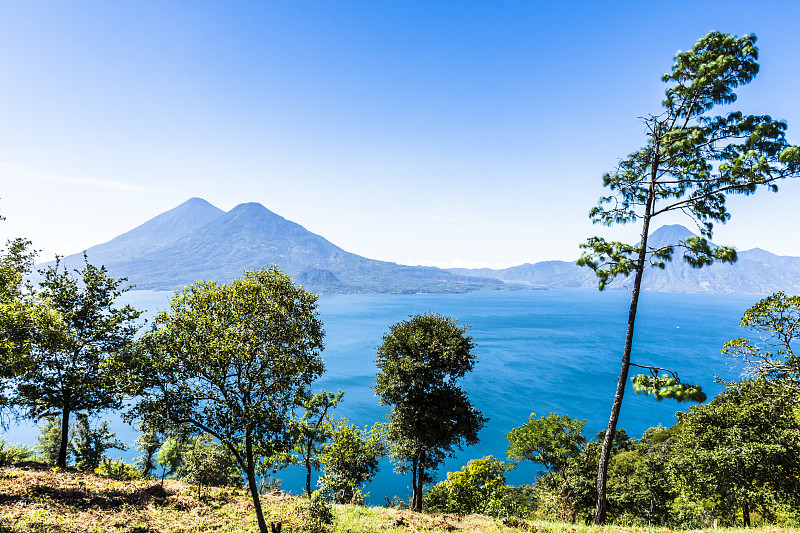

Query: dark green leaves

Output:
[662, 32, 759, 117]
[374, 313, 487, 511]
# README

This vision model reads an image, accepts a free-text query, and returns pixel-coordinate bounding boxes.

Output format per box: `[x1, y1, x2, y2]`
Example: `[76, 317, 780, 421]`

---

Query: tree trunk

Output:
[245, 434, 269, 533]
[414, 450, 426, 512]
[57, 405, 71, 467]
[594, 154, 658, 524]
[411, 455, 418, 511]
[305, 456, 312, 495]
[742, 497, 750, 527]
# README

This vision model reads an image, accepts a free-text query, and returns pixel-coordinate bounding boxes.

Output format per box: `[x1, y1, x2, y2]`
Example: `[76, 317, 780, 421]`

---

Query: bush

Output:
[318, 420, 385, 504]
[291, 491, 333, 533]
[36, 416, 64, 465]
[424, 456, 536, 519]
[95, 459, 140, 480]
[176, 434, 242, 497]
[70, 414, 126, 471]
[0, 439, 39, 466]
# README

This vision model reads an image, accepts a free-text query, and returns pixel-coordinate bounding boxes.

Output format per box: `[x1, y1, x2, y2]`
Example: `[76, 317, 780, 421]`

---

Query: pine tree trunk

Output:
[594, 149, 658, 524]
[57, 405, 71, 467]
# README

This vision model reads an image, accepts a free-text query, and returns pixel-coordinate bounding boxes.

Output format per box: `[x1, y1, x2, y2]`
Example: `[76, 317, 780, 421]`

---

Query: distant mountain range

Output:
[39, 199, 800, 295]
[40, 198, 505, 294]
[448, 224, 800, 295]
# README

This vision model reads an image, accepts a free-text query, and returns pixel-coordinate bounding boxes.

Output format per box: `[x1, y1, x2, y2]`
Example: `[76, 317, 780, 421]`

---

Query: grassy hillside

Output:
[0, 464, 793, 533]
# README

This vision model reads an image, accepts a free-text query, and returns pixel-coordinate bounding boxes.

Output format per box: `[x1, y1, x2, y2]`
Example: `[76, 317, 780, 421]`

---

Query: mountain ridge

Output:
[41, 198, 506, 294]
[448, 224, 800, 294]
[38, 201, 800, 295]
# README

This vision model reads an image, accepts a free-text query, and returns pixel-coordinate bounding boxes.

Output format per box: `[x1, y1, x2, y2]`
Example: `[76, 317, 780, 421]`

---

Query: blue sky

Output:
[1, 1, 799, 268]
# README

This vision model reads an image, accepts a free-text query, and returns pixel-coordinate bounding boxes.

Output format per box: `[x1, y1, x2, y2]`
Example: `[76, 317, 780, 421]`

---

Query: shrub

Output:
[425, 456, 536, 518]
[70, 414, 126, 471]
[176, 434, 242, 498]
[95, 459, 140, 480]
[0, 439, 39, 466]
[291, 491, 333, 533]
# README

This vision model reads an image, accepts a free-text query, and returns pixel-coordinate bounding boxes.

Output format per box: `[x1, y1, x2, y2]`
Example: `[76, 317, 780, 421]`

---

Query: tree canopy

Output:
[374, 313, 487, 512]
[576, 31, 800, 523]
[722, 291, 799, 394]
[128, 267, 324, 533]
[13, 256, 140, 466]
[0, 239, 61, 425]
[671, 380, 800, 527]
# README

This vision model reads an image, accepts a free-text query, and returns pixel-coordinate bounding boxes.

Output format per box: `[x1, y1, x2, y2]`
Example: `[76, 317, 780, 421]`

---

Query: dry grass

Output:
[0, 464, 796, 533]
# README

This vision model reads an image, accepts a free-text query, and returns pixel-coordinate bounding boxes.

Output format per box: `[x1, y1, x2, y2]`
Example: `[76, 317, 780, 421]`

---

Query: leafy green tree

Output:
[128, 267, 324, 533]
[670, 380, 800, 527]
[506, 413, 587, 477]
[290, 389, 344, 495]
[156, 437, 183, 488]
[374, 313, 487, 512]
[177, 433, 242, 498]
[722, 292, 799, 394]
[605, 425, 678, 526]
[0, 239, 61, 425]
[577, 31, 800, 523]
[14, 256, 141, 467]
[133, 420, 164, 478]
[36, 415, 66, 465]
[424, 456, 532, 518]
[531, 428, 635, 524]
[69, 413, 126, 471]
[506, 413, 587, 522]
[318, 419, 386, 504]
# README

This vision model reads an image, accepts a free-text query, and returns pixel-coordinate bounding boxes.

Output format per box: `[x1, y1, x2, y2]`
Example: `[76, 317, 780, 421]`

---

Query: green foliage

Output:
[575, 30, 799, 523]
[128, 267, 324, 533]
[290, 389, 344, 495]
[604, 426, 678, 526]
[69, 413, 126, 471]
[156, 437, 182, 486]
[176, 434, 242, 497]
[374, 313, 487, 512]
[94, 459, 140, 480]
[14, 255, 141, 467]
[505, 413, 587, 523]
[631, 374, 707, 403]
[506, 413, 586, 476]
[133, 420, 163, 478]
[670, 380, 800, 527]
[425, 456, 535, 519]
[318, 419, 386, 504]
[0, 438, 39, 466]
[0, 239, 61, 426]
[722, 291, 799, 393]
[291, 491, 334, 533]
[36, 416, 65, 465]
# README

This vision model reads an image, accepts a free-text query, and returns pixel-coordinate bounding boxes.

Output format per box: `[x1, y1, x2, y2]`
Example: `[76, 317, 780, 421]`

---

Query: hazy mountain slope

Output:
[45, 197, 225, 268]
[449, 224, 800, 295]
[42, 199, 504, 294]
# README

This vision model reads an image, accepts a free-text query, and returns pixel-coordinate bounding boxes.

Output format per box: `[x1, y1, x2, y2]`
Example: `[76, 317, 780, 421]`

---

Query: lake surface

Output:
[3, 288, 760, 503]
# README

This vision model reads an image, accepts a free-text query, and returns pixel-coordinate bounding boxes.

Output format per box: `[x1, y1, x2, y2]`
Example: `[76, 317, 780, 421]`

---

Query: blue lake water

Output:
[2, 288, 760, 503]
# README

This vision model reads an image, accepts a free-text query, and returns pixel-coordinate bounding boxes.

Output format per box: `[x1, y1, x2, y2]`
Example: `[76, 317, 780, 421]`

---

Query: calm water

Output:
[3, 288, 760, 503]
